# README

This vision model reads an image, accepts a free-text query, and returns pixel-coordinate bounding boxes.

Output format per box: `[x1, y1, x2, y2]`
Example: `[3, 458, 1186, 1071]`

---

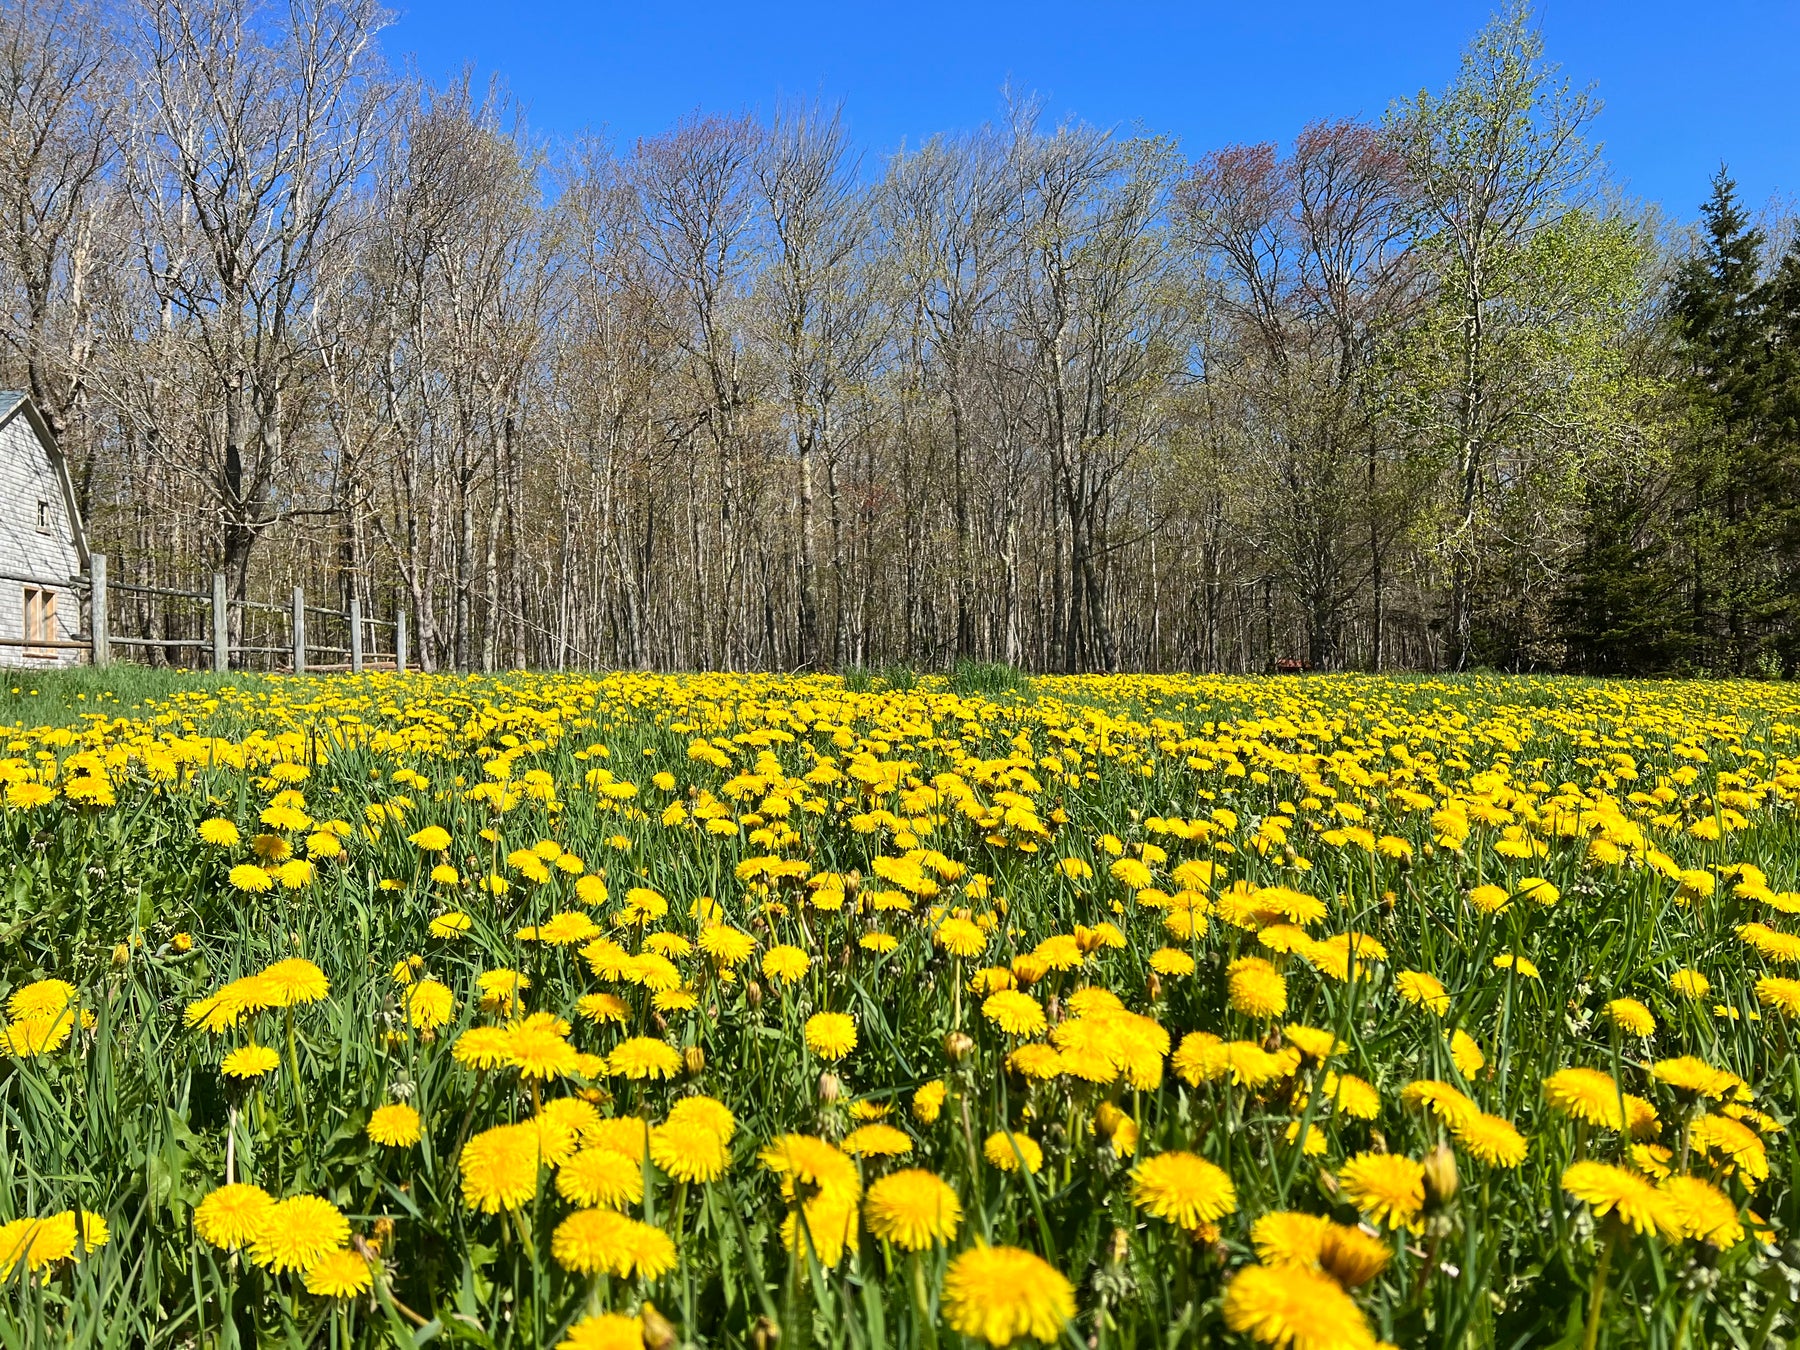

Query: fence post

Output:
[396, 609, 408, 673]
[349, 596, 363, 674]
[211, 573, 229, 673]
[291, 585, 306, 674]
[89, 552, 109, 667]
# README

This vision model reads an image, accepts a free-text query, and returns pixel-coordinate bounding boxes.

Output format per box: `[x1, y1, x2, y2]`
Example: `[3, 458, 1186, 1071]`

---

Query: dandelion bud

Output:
[111, 942, 130, 967]
[1423, 1142, 1460, 1208]
[944, 1031, 975, 1063]
[1146, 972, 1163, 1003]
[684, 1045, 706, 1077]
[746, 981, 764, 1009]
[844, 870, 862, 896]
[818, 1071, 841, 1103]
[640, 1302, 678, 1350]
[1282, 844, 1298, 865]
[370, 1216, 395, 1254]
[751, 1316, 781, 1350]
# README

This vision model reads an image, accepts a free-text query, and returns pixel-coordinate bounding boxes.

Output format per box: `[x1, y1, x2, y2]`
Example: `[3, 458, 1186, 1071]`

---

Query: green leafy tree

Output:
[1391, 0, 1601, 668]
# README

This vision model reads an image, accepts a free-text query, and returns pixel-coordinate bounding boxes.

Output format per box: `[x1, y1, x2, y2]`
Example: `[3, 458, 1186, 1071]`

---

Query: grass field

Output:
[4, 666, 1800, 1348]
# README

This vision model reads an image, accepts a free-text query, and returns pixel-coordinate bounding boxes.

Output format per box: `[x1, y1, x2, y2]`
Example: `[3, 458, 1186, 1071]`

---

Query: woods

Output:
[3, 0, 1797, 676]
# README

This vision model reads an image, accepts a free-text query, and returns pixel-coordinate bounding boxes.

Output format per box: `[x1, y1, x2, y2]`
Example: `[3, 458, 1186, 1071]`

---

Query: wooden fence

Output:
[0, 553, 410, 673]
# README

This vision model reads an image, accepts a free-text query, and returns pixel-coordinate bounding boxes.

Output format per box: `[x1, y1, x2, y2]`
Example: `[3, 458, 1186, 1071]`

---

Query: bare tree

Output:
[121, 0, 388, 620]
[884, 125, 1017, 662]
[757, 102, 877, 667]
[0, 0, 117, 452]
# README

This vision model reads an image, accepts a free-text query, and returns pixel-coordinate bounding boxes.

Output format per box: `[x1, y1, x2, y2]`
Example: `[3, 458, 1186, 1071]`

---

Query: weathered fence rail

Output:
[7, 553, 410, 674]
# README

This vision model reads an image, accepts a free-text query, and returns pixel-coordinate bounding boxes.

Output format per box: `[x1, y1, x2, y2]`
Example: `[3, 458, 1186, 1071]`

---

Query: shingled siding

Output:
[0, 412, 83, 669]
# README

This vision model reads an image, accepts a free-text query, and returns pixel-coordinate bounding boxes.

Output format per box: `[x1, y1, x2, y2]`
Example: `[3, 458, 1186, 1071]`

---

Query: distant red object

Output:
[1274, 658, 1310, 675]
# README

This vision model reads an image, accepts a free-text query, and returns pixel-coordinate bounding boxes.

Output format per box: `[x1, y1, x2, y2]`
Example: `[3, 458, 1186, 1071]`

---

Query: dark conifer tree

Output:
[1669, 168, 1779, 672]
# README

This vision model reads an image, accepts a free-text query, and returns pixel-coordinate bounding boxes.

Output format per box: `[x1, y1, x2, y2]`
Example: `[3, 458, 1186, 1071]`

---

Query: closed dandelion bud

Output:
[685, 1045, 706, 1077]
[112, 942, 130, 967]
[640, 1302, 678, 1350]
[1045, 995, 1061, 1025]
[751, 1315, 781, 1350]
[818, 1071, 841, 1103]
[370, 1216, 395, 1254]
[1423, 842, 1436, 861]
[1423, 1142, 1460, 1208]
[652, 1011, 668, 1035]
[1282, 844, 1298, 865]
[1109, 1226, 1130, 1264]
[1146, 972, 1163, 1003]
[944, 1031, 975, 1063]
[845, 870, 862, 896]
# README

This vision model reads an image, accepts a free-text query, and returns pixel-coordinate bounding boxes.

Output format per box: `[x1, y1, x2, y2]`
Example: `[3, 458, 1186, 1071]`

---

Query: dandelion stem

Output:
[1581, 1226, 1615, 1350]
[909, 1249, 938, 1350]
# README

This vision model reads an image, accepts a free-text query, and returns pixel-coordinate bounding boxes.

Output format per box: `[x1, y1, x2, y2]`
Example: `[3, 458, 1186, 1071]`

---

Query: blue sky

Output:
[384, 1, 1799, 222]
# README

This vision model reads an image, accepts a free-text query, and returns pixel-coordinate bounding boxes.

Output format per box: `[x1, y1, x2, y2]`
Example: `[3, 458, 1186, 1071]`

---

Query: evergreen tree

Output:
[1763, 239, 1800, 668]
[1558, 477, 1692, 674]
[1669, 168, 1783, 672]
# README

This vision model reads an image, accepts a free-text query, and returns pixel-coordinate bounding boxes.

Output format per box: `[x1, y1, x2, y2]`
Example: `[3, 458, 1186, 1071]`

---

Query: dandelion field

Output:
[5, 671, 1800, 1349]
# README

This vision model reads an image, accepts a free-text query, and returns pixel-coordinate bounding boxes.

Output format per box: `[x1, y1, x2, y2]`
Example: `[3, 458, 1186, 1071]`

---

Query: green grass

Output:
[947, 661, 1034, 700]
[3, 670, 1800, 1347]
[0, 666, 262, 729]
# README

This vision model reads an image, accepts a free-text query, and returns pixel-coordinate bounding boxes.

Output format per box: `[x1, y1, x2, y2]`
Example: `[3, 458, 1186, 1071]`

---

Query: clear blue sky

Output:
[384, 1, 1799, 222]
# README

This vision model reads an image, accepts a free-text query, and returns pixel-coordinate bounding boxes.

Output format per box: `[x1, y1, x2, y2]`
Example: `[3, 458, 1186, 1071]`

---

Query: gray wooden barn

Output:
[0, 392, 89, 668]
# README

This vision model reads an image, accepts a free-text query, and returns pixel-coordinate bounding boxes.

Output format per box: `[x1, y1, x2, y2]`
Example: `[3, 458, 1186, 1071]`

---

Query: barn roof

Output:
[0, 390, 89, 570]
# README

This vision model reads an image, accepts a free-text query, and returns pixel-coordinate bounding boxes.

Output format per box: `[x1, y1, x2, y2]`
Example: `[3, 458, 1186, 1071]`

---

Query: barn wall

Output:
[0, 411, 84, 669]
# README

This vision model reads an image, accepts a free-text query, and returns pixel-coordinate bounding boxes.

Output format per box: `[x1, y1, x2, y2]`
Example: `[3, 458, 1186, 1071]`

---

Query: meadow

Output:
[3, 667, 1800, 1349]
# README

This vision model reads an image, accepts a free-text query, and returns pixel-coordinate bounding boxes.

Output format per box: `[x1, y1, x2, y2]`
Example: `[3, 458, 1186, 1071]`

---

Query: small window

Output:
[35, 499, 50, 533]
[23, 587, 57, 657]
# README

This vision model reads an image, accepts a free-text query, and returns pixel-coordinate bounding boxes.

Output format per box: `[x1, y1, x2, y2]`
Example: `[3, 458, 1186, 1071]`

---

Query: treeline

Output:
[2, 0, 1796, 675]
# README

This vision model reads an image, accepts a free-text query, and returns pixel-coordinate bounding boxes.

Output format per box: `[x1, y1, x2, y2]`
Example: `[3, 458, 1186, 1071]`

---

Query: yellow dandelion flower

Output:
[302, 1247, 373, 1299]
[194, 1183, 275, 1251]
[1562, 1160, 1677, 1237]
[864, 1169, 960, 1250]
[221, 1043, 280, 1079]
[1222, 1263, 1378, 1350]
[248, 1196, 350, 1274]
[804, 1012, 858, 1061]
[1129, 1151, 1237, 1231]
[1337, 1152, 1425, 1230]
[941, 1244, 1076, 1347]
[557, 1146, 646, 1209]
[983, 1131, 1043, 1175]
[368, 1103, 422, 1147]
[461, 1122, 542, 1213]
